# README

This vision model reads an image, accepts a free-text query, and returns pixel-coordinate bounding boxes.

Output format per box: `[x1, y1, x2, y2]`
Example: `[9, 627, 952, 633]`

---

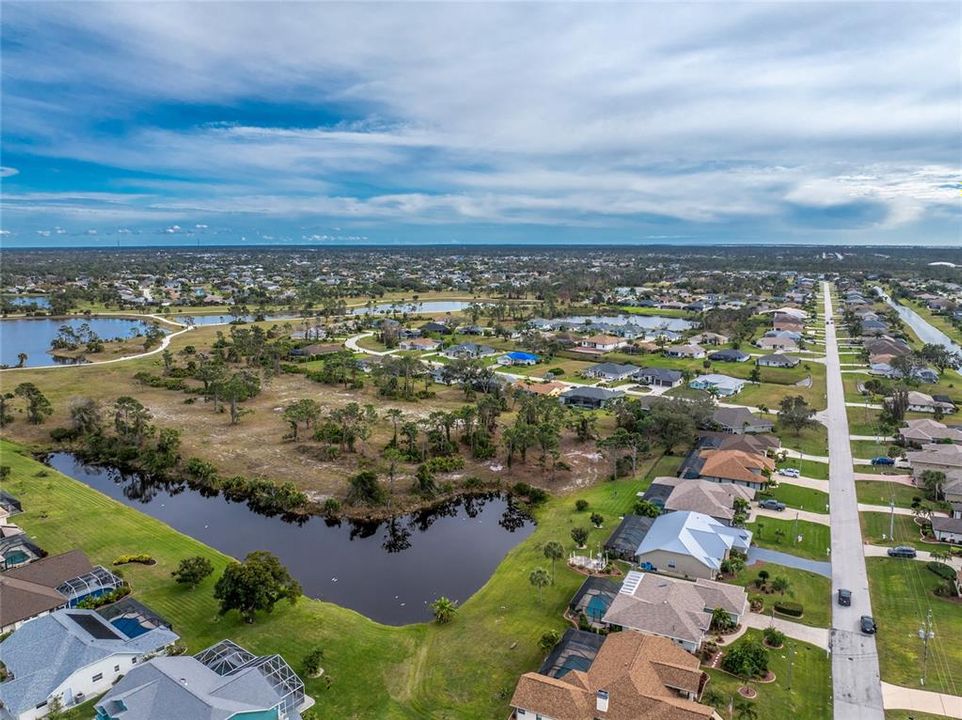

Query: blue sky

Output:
[1, 2, 959, 247]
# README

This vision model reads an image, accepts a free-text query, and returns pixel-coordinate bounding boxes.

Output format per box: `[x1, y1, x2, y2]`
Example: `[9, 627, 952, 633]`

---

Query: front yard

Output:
[745, 518, 831, 561]
[726, 564, 831, 628]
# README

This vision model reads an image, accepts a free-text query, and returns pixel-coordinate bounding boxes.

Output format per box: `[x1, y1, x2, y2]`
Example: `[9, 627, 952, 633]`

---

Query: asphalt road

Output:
[823, 281, 885, 720]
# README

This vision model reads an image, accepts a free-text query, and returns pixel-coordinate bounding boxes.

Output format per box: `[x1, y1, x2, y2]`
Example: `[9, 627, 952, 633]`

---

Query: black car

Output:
[860, 615, 877, 634]
[837, 588, 852, 606]
[887, 546, 917, 558]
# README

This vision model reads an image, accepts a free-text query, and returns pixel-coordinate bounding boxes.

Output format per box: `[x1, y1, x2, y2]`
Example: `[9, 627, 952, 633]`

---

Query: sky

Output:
[1, 2, 959, 248]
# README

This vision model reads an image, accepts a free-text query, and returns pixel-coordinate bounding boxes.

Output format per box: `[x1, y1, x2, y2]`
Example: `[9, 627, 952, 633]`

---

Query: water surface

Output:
[0, 317, 159, 367]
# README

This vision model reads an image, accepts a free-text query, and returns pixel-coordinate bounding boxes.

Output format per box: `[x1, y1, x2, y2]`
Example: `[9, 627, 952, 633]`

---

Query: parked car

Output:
[887, 545, 917, 559]
[871, 456, 895, 466]
[838, 589, 852, 606]
[778, 468, 800, 478]
[759, 499, 787, 511]
[860, 615, 877, 634]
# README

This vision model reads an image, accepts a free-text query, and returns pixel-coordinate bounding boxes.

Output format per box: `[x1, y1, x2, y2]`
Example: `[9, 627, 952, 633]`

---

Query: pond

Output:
[349, 300, 478, 315]
[0, 316, 161, 368]
[550, 314, 694, 331]
[171, 312, 303, 326]
[3, 295, 52, 309]
[46, 452, 534, 625]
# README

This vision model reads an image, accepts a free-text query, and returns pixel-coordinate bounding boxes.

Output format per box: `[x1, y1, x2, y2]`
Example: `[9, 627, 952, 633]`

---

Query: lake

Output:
[876, 288, 962, 355]
[3, 295, 51, 309]
[0, 316, 160, 368]
[349, 300, 478, 315]
[46, 452, 534, 625]
[550, 314, 694, 331]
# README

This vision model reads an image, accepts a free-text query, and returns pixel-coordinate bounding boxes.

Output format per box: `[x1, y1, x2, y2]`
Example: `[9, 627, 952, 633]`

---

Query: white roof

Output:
[635, 511, 752, 571]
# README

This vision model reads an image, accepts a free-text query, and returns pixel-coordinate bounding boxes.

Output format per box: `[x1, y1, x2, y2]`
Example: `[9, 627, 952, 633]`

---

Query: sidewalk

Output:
[881, 681, 962, 718]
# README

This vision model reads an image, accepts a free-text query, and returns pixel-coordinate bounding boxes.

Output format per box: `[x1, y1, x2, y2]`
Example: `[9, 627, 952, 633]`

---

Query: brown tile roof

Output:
[661, 479, 755, 521]
[3, 549, 92, 587]
[0, 551, 92, 628]
[698, 449, 774, 485]
[510, 633, 719, 720]
[515, 380, 568, 396]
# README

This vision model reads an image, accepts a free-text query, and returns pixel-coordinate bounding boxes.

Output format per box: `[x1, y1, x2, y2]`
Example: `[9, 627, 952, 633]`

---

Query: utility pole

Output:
[918, 609, 935, 686]
[787, 642, 795, 690]
[889, 498, 895, 542]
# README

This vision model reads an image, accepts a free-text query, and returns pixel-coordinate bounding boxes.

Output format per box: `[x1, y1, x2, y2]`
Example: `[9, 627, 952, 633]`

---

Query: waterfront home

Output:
[602, 570, 748, 652]
[580, 334, 626, 351]
[689, 332, 729, 346]
[0, 609, 178, 720]
[510, 632, 719, 720]
[634, 511, 752, 580]
[689, 374, 745, 397]
[604, 515, 657, 561]
[94, 639, 312, 720]
[641, 477, 755, 525]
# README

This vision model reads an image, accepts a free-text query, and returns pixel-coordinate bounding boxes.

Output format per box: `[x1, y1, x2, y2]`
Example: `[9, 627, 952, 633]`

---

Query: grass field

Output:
[727, 564, 831, 628]
[777, 457, 830, 480]
[745, 518, 831, 561]
[775, 422, 828, 456]
[867, 558, 962, 695]
[705, 630, 831, 720]
[760, 483, 829, 513]
[855, 481, 924, 509]
[859, 512, 952, 551]
[850, 439, 900, 460]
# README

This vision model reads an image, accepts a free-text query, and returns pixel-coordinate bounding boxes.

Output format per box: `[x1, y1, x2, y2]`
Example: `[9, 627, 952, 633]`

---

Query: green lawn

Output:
[759, 483, 829, 513]
[727, 564, 831, 628]
[885, 713, 955, 720]
[745, 518, 831, 561]
[856, 481, 925, 509]
[851, 439, 902, 460]
[859, 512, 953, 551]
[0, 439, 680, 718]
[775, 422, 828, 456]
[704, 631, 831, 720]
[867, 557, 962, 694]
[777, 457, 829, 480]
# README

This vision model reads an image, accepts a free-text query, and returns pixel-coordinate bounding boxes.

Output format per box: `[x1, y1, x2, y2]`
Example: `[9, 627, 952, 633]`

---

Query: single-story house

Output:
[711, 407, 774, 435]
[398, 337, 442, 352]
[0, 534, 45, 570]
[687, 448, 775, 492]
[510, 632, 718, 720]
[602, 570, 748, 652]
[0, 609, 179, 720]
[94, 639, 312, 720]
[756, 336, 798, 352]
[634, 367, 683, 388]
[604, 514, 657, 561]
[899, 419, 962, 446]
[906, 443, 962, 484]
[903, 391, 957, 414]
[580, 334, 626, 351]
[756, 353, 800, 368]
[689, 374, 746, 397]
[664, 343, 705, 359]
[707, 349, 750, 363]
[689, 332, 729, 346]
[498, 351, 541, 366]
[442, 342, 497, 360]
[560, 386, 625, 410]
[582, 362, 641, 382]
[931, 516, 962, 543]
[513, 380, 568, 397]
[0, 550, 125, 634]
[420, 321, 451, 334]
[644, 476, 755, 525]
[635, 511, 753, 580]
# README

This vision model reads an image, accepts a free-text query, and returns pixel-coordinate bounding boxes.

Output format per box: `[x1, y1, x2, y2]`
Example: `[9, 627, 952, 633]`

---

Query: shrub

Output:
[113, 553, 154, 566]
[927, 561, 957, 581]
[763, 627, 786, 648]
[547, 367, 566, 376]
[302, 648, 325, 677]
[570, 527, 589, 547]
[575, 499, 589, 512]
[322, 498, 341, 516]
[423, 455, 465, 473]
[49, 427, 80, 442]
[773, 600, 804, 617]
[720, 638, 769, 678]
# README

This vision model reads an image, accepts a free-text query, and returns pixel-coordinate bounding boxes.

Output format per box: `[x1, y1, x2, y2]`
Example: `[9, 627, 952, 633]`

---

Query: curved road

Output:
[824, 281, 885, 720]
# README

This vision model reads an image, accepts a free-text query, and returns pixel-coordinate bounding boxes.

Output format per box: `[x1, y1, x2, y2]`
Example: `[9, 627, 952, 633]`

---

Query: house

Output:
[582, 362, 641, 382]
[635, 511, 752, 580]
[711, 407, 774, 435]
[580, 334, 626, 351]
[689, 332, 729, 346]
[902, 391, 957, 414]
[94, 639, 312, 720]
[664, 343, 705, 359]
[602, 570, 748, 652]
[756, 336, 798, 351]
[0, 609, 178, 720]
[442, 342, 496, 360]
[287, 343, 341, 359]
[633, 367, 683, 388]
[568, 576, 621, 627]
[513, 380, 568, 397]
[498, 351, 541, 366]
[420, 321, 451, 334]
[0, 534, 45, 570]
[931, 516, 962, 543]
[510, 631, 719, 720]
[689, 374, 745, 397]
[0, 550, 125, 634]
[685, 448, 775, 491]
[398, 337, 441, 352]
[604, 514, 657, 561]
[643, 477, 755, 525]
[756, 353, 800, 368]
[906, 443, 962, 485]
[707, 349, 749, 363]
[560, 386, 625, 410]
[899, 419, 962, 447]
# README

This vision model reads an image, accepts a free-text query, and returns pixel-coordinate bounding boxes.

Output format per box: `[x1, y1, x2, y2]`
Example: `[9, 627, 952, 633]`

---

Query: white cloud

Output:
[0, 167, 19, 178]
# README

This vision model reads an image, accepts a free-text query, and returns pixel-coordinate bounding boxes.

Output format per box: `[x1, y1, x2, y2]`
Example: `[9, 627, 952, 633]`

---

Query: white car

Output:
[778, 468, 800, 478]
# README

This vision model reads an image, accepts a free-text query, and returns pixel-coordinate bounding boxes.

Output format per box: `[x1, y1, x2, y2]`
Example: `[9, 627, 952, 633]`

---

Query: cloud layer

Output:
[1, 2, 959, 245]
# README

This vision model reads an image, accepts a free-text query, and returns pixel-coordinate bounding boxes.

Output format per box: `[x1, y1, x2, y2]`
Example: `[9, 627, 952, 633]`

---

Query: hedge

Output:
[927, 561, 957, 582]
[773, 600, 804, 617]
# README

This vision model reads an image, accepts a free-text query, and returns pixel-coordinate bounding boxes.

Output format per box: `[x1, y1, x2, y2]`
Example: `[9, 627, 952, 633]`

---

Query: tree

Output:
[113, 396, 153, 444]
[918, 469, 946, 501]
[543, 541, 564, 583]
[0, 392, 13, 427]
[69, 397, 103, 435]
[771, 576, 791, 595]
[283, 398, 321, 440]
[171, 556, 214, 589]
[570, 527, 589, 547]
[590, 512, 604, 528]
[538, 629, 561, 653]
[529, 567, 551, 605]
[386, 408, 404, 447]
[710, 606, 735, 632]
[430, 596, 458, 624]
[633, 499, 661, 518]
[213, 551, 301, 623]
[749, 366, 762, 384]
[346, 470, 387, 506]
[721, 638, 769, 678]
[919, 343, 960, 376]
[734, 698, 759, 720]
[778, 395, 815, 436]
[217, 370, 261, 425]
[14, 382, 52, 424]
[302, 648, 325, 677]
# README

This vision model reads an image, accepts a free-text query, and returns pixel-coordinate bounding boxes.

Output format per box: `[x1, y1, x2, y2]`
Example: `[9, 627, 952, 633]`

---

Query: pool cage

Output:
[195, 640, 305, 719]
[538, 628, 605, 679]
[56, 566, 125, 606]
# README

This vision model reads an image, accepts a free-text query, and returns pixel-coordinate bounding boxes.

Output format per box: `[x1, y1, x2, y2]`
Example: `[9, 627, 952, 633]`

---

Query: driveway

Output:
[881, 681, 962, 718]
[751, 507, 830, 526]
[747, 546, 832, 578]
[823, 281, 886, 719]
[863, 544, 962, 571]
[743, 612, 830, 649]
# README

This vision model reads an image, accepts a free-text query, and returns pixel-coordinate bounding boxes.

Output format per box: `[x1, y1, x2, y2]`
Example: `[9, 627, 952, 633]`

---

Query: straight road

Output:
[823, 281, 885, 720]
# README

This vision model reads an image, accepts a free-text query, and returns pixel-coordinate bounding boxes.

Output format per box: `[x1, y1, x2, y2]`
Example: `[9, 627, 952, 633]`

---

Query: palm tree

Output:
[386, 408, 403, 447]
[734, 698, 759, 720]
[16, 353, 27, 368]
[529, 567, 551, 605]
[771, 576, 791, 595]
[430, 596, 458, 624]
[543, 541, 564, 583]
